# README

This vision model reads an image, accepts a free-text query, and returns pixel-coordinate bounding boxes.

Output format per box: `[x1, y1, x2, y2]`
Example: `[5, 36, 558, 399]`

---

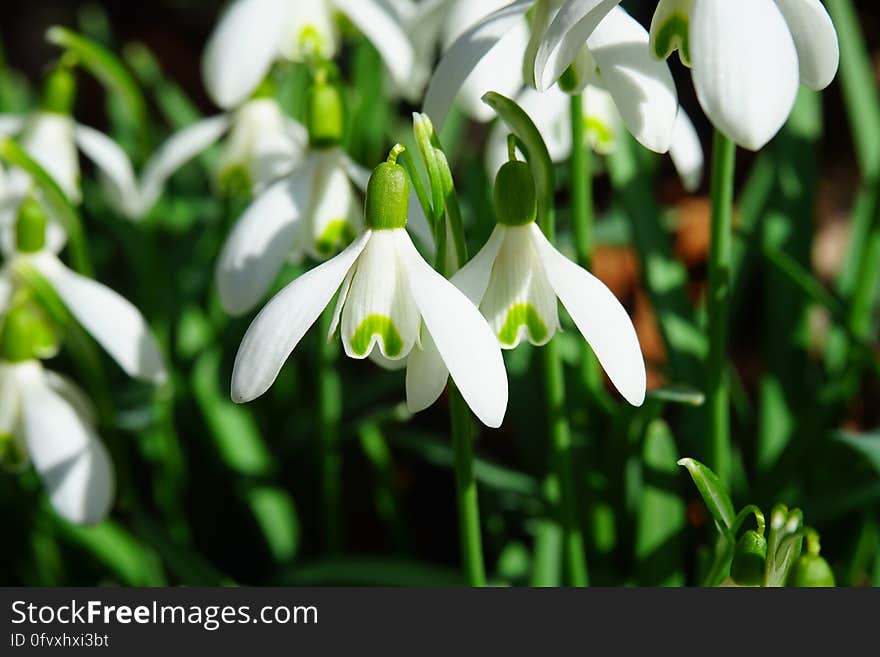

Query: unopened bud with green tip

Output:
[788, 554, 835, 587]
[730, 530, 767, 586]
[16, 197, 47, 254]
[494, 135, 537, 227]
[365, 144, 409, 230]
[40, 65, 77, 115]
[306, 73, 345, 149]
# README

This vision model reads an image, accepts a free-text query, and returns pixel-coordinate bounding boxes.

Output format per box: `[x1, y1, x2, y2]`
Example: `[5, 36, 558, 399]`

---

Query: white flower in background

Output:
[215, 146, 366, 316]
[411, 156, 646, 411]
[486, 85, 704, 192]
[103, 95, 307, 221]
[0, 359, 113, 524]
[650, 0, 839, 150]
[202, 0, 416, 109]
[425, 1, 678, 154]
[232, 148, 508, 427]
[0, 199, 167, 385]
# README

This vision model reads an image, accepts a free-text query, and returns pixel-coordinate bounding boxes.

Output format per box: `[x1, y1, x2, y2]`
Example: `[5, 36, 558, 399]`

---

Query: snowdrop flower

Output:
[486, 85, 704, 192]
[214, 79, 367, 317]
[0, 197, 167, 385]
[650, 0, 839, 150]
[0, 67, 141, 214]
[111, 91, 307, 220]
[202, 0, 416, 109]
[0, 357, 113, 525]
[414, 151, 646, 410]
[232, 145, 508, 427]
[425, 1, 677, 154]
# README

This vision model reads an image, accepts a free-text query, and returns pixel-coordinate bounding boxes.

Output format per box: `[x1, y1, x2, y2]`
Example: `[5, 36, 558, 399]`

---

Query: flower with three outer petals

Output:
[0, 199, 167, 386]
[410, 153, 646, 413]
[650, 0, 839, 150]
[106, 95, 308, 221]
[232, 146, 508, 428]
[424, 1, 678, 155]
[202, 0, 416, 109]
[0, 359, 113, 524]
[486, 84, 704, 192]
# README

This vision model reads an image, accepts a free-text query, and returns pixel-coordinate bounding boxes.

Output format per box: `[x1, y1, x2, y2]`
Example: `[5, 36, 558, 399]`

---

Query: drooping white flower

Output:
[202, 0, 416, 109]
[232, 149, 508, 427]
[650, 0, 839, 150]
[215, 146, 366, 316]
[424, 1, 678, 153]
[486, 84, 704, 192]
[0, 200, 167, 385]
[410, 156, 646, 411]
[0, 359, 113, 525]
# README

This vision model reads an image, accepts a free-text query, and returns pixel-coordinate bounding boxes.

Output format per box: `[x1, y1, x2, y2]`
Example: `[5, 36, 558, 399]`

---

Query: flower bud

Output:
[365, 145, 408, 230]
[494, 160, 537, 226]
[787, 554, 835, 587]
[16, 197, 47, 254]
[306, 80, 344, 149]
[40, 66, 77, 115]
[730, 530, 767, 586]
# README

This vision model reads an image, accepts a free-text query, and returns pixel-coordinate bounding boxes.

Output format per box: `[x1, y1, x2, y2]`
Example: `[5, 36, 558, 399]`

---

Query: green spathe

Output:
[40, 66, 77, 115]
[494, 161, 537, 227]
[16, 197, 47, 254]
[350, 314, 404, 358]
[498, 303, 548, 346]
[365, 146, 409, 230]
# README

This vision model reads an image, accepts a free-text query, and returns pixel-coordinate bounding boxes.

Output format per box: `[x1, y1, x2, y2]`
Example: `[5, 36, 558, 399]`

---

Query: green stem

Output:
[317, 307, 343, 554]
[706, 130, 736, 487]
[450, 385, 487, 586]
[569, 94, 603, 398]
[542, 337, 589, 586]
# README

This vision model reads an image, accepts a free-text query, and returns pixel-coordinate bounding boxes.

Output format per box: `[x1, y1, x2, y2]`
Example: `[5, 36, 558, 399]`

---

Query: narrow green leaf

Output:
[833, 430, 880, 474]
[242, 484, 300, 565]
[678, 457, 736, 532]
[647, 385, 706, 407]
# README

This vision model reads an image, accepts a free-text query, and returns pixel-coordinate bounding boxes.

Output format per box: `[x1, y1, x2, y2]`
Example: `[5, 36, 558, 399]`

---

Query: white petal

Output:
[304, 150, 362, 261]
[20, 366, 114, 525]
[333, 0, 416, 90]
[669, 108, 703, 193]
[340, 230, 421, 360]
[395, 230, 508, 427]
[773, 0, 839, 90]
[21, 113, 80, 202]
[73, 124, 141, 219]
[0, 270, 13, 314]
[31, 253, 167, 384]
[215, 169, 312, 316]
[341, 154, 371, 191]
[479, 224, 560, 348]
[0, 114, 26, 136]
[533, 0, 622, 92]
[201, 0, 286, 108]
[44, 370, 98, 425]
[529, 223, 645, 405]
[587, 7, 678, 153]
[423, 0, 533, 130]
[649, 0, 693, 64]
[139, 115, 231, 215]
[231, 230, 372, 403]
[450, 223, 507, 304]
[456, 18, 531, 122]
[691, 0, 799, 151]
[405, 327, 449, 412]
[369, 344, 409, 371]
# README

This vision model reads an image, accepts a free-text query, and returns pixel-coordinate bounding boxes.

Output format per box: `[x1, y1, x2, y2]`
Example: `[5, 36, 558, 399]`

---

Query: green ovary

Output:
[350, 314, 404, 357]
[497, 303, 548, 346]
[315, 220, 355, 257]
[653, 15, 690, 65]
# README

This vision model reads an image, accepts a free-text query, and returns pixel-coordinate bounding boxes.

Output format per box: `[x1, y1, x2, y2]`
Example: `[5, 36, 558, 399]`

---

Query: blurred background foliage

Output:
[0, 0, 878, 586]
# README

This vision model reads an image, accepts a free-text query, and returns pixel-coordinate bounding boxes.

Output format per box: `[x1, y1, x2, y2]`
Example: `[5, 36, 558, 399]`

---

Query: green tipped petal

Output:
[650, 0, 693, 66]
[349, 314, 404, 358]
[497, 303, 548, 346]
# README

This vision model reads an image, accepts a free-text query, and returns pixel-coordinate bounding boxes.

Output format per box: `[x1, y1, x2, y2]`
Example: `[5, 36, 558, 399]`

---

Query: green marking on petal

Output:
[315, 219, 356, 258]
[584, 117, 615, 153]
[0, 432, 27, 471]
[652, 14, 690, 66]
[350, 314, 404, 357]
[298, 25, 325, 57]
[498, 303, 548, 346]
[218, 164, 252, 200]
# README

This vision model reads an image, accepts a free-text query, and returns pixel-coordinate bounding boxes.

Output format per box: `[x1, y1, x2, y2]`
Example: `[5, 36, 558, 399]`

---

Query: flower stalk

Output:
[706, 130, 736, 486]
